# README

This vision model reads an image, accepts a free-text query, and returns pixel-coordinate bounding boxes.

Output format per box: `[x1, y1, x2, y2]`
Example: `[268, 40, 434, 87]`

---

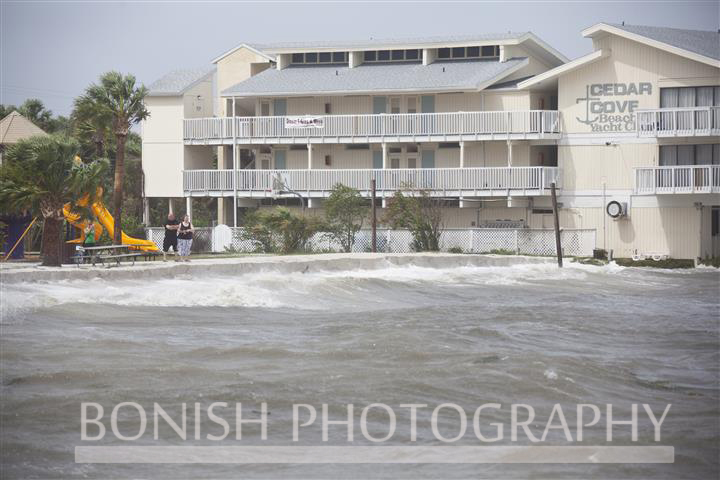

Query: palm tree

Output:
[72, 96, 113, 160]
[75, 72, 148, 244]
[0, 136, 108, 266]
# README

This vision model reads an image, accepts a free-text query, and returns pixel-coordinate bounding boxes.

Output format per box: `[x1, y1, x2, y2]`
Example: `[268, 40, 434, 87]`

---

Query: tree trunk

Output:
[112, 133, 127, 245]
[41, 216, 62, 267]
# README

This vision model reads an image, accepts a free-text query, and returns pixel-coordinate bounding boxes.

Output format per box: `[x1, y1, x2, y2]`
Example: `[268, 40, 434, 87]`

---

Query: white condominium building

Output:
[142, 23, 720, 260]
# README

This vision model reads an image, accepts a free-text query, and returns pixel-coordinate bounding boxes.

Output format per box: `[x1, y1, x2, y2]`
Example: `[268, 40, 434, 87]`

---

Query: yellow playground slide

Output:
[63, 187, 158, 252]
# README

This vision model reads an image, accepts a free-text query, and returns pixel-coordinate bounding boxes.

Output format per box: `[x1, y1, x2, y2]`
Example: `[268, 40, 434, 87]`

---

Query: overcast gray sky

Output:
[1, 1, 718, 116]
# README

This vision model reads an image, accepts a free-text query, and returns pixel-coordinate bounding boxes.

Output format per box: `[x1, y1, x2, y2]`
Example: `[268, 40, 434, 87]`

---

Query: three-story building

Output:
[142, 23, 719, 260]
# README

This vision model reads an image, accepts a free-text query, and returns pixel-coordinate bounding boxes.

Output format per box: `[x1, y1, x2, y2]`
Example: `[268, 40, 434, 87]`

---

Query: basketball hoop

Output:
[271, 173, 285, 199]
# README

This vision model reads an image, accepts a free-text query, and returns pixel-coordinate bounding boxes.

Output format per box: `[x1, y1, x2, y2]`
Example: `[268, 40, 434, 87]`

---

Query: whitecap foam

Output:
[0, 259, 694, 319]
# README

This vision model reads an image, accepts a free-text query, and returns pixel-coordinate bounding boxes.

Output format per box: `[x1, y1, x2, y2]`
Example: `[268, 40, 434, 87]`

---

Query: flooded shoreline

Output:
[1, 260, 718, 478]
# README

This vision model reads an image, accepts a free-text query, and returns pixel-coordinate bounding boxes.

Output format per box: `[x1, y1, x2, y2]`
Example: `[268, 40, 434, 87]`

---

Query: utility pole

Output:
[551, 181, 563, 268]
[371, 179, 377, 253]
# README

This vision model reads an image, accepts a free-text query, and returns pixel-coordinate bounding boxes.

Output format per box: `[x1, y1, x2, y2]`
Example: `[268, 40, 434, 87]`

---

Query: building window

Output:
[659, 144, 720, 165]
[439, 142, 460, 148]
[660, 86, 720, 108]
[362, 49, 422, 63]
[290, 51, 348, 64]
[346, 144, 370, 150]
[436, 45, 498, 61]
[481, 45, 498, 57]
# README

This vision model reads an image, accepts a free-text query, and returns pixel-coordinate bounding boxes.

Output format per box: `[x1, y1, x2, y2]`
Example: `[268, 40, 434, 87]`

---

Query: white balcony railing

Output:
[183, 111, 561, 143]
[636, 107, 720, 137]
[635, 165, 720, 194]
[183, 167, 561, 197]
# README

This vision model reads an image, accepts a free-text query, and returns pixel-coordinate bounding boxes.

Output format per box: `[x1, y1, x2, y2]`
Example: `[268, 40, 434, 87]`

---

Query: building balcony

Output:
[634, 165, 720, 194]
[183, 166, 561, 198]
[636, 107, 720, 137]
[183, 111, 561, 145]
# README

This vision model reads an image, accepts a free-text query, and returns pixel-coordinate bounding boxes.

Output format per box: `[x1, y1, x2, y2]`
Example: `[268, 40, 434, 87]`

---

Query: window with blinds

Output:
[659, 86, 720, 131]
[659, 144, 720, 166]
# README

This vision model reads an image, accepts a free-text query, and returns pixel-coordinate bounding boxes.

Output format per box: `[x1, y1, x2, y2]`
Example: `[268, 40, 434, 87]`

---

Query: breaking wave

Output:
[1, 259, 687, 320]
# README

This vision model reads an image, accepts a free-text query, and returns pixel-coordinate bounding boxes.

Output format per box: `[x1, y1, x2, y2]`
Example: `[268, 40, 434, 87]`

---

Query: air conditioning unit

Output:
[606, 200, 628, 219]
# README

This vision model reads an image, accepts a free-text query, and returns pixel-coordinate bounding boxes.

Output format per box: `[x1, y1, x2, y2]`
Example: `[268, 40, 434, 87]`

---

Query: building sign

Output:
[285, 116, 324, 129]
[576, 82, 652, 132]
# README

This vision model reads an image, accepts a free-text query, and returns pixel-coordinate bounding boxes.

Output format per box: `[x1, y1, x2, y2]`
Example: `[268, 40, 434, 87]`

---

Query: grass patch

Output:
[614, 258, 694, 269]
[572, 257, 607, 266]
[699, 257, 720, 268]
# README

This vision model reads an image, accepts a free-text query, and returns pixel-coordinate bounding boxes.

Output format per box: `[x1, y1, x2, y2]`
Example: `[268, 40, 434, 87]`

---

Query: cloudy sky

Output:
[1, 1, 718, 116]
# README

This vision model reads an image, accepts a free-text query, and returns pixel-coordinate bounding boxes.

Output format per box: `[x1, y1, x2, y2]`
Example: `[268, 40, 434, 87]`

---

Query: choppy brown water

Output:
[1, 261, 719, 479]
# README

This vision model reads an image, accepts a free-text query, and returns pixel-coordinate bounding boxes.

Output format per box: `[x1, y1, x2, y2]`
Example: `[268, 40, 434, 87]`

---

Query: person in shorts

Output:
[163, 213, 180, 261]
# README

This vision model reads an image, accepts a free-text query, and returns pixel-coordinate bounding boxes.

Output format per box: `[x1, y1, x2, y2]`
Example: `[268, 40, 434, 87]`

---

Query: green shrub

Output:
[241, 207, 320, 254]
[699, 257, 720, 268]
[448, 246, 464, 254]
[323, 184, 368, 253]
[614, 258, 694, 269]
[489, 249, 516, 255]
[383, 189, 448, 252]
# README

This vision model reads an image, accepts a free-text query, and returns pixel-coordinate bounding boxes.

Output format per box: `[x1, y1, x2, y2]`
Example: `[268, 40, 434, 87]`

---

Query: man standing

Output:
[163, 213, 180, 261]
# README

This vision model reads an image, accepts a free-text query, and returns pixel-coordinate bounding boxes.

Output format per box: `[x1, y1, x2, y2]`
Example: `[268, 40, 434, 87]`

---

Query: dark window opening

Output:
[291, 53, 304, 63]
[319, 52, 332, 63]
[452, 47, 465, 58]
[481, 45, 497, 57]
[378, 50, 390, 61]
[364, 51, 376, 61]
[305, 52, 317, 63]
[438, 48, 451, 59]
[466, 46, 480, 57]
[406, 49, 419, 60]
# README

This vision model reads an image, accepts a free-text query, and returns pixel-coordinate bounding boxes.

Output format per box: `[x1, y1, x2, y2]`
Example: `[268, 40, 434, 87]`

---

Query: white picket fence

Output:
[146, 226, 596, 257]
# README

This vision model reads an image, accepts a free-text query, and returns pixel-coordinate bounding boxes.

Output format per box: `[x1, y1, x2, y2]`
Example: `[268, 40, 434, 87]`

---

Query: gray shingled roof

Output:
[148, 67, 215, 96]
[221, 58, 527, 97]
[609, 23, 720, 61]
[249, 32, 528, 52]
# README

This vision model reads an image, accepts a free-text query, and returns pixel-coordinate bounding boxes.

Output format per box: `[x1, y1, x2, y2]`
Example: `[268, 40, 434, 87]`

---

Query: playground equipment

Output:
[63, 187, 158, 252]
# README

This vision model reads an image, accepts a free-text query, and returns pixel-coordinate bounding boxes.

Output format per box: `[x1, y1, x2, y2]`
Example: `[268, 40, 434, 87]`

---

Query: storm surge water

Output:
[1, 259, 719, 479]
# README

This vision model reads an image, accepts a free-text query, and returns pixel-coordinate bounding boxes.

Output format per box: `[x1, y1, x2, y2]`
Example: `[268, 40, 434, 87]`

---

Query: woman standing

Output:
[176, 214, 194, 262]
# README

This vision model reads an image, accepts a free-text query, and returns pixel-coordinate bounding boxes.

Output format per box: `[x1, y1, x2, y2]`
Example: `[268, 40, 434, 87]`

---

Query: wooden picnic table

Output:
[73, 244, 158, 267]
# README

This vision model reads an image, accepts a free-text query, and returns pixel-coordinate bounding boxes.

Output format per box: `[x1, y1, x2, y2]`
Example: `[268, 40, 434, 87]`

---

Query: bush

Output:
[383, 189, 448, 252]
[120, 212, 145, 238]
[324, 184, 368, 253]
[614, 258, 694, 269]
[699, 257, 720, 268]
[448, 246, 464, 254]
[241, 207, 321, 254]
[489, 249, 516, 255]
